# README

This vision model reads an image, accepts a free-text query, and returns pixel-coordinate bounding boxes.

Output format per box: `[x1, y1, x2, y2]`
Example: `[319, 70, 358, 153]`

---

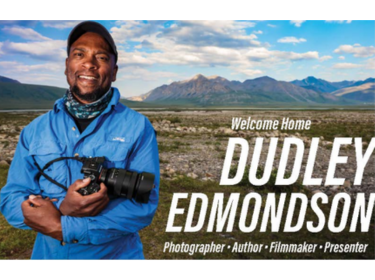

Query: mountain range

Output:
[1, 74, 374, 109]
[0, 77, 66, 109]
[331, 83, 375, 102]
[129, 74, 374, 105]
[290, 76, 375, 94]
[0, 76, 20, 84]
[0, 75, 160, 110]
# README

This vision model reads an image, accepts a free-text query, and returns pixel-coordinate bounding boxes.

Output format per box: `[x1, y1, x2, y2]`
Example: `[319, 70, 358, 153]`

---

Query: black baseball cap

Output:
[67, 21, 118, 63]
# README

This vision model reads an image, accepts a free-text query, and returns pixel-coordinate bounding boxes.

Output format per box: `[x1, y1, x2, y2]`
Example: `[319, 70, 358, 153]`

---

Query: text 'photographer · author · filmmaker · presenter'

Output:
[0, 21, 160, 260]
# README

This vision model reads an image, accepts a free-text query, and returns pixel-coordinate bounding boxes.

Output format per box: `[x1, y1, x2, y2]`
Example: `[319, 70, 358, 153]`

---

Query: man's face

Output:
[65, 32, 118, 104]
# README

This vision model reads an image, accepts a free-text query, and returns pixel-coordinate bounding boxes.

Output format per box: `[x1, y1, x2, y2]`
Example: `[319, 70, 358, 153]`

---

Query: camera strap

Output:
[32, 156, 85, 191]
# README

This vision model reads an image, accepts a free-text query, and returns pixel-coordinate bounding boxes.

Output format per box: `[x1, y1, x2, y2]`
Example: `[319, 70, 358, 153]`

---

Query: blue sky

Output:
[0, 20, 374, 97]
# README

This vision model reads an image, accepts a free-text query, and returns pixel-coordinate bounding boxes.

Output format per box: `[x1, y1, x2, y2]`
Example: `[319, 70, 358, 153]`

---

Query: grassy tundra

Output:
[0, 110, 374, 259]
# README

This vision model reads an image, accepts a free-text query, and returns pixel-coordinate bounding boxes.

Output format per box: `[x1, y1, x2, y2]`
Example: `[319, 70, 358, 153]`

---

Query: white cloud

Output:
[184, 20, 256, 31]
[111, 20, 260, 49]
[290, 20, 306, 27]
[0, 20, 327, 88]
[319, 55, 332, 62]
[312, 65, 320, 69]
[1, 40, 66, 61]
[0, 60, 65, 85]
[117, 41, 321, 73]
[2, 26, 51, 41]
[234, 68, 263, 76]
[245, 47, 271, 60]
[365, 57, 375, 70]
[332, 63, 361, 69]
[253, 30, 263, 34]
[21, 73, 63, 83]
[0, 61, 19, 68]
[110, 21, 159, 44]
[339, 56, 345, 60]
[275, 51, 319, 61]
[42, 20, 82, 29]
[117, 50, 154, 67]
[325, 20, 352, 24]
[334, 44, 375, 58]
[267, 24, 276, 28]
[111, 20, 322, 80]
[118, 67, 180, 81]
[0, 60, 63, 73]
[160, 21, 260, 48]
[277, 37, 306, 44]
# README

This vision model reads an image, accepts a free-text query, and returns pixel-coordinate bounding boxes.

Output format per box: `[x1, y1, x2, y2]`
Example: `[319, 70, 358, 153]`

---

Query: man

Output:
[0, 21, 159, 259]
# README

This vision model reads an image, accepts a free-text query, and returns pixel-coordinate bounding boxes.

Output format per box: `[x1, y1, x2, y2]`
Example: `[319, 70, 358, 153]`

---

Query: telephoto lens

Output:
[100, 168, 155, 203]
[79, 157, 155, 203]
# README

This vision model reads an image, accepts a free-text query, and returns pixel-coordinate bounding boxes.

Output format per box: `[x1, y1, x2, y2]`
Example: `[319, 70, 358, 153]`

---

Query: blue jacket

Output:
[0, 88, 159, 259]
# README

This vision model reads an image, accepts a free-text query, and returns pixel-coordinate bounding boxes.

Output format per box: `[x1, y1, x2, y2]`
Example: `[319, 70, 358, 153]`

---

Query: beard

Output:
[71, 85, 106, 103]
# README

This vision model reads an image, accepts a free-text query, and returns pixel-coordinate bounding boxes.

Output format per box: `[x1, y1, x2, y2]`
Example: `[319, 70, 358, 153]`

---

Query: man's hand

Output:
[22, 195, 63, 241]
[59, 178, 109, 217]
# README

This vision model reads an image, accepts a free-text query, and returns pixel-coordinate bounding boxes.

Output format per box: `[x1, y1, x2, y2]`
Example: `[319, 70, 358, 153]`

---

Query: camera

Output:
[78, 157, 155, 203]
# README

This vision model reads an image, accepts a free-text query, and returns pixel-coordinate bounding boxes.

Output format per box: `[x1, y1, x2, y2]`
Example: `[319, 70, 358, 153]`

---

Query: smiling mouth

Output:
[78, 75, 98, 80]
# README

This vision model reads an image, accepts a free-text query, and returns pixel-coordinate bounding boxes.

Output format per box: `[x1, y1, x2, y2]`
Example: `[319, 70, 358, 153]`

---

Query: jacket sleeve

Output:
[0, 129, 42, 230]
[60, 119, 160, 245]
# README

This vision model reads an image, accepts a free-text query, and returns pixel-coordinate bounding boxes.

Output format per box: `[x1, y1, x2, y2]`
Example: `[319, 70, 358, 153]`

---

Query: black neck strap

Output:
[32, 156, 85, 191]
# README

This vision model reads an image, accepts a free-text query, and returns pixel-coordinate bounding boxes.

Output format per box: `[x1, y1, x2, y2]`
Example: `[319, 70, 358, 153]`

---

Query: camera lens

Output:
[100, 168, 154, 203]
[134, 172, 155, 203]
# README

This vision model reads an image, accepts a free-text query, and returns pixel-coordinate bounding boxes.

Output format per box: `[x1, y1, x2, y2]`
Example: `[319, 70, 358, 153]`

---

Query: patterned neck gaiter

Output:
[63, 88, 113, 119]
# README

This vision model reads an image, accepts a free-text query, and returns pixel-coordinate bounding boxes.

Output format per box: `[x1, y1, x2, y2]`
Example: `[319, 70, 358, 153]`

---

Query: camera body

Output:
[78, 157, 155, 204]
[78, 157, 105, 195]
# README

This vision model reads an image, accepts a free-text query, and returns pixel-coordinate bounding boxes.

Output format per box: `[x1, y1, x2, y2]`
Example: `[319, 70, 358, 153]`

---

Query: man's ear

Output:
[112, 65, 118, 82]
[64, 58, 68, 76]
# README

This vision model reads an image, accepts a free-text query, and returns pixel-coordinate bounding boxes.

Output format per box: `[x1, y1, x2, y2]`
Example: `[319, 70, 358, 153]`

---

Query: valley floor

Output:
[0, 110, 374, 259]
